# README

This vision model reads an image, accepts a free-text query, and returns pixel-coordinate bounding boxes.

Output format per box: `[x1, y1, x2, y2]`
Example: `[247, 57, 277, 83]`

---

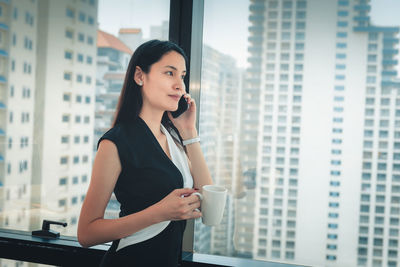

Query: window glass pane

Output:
[195, 0, 400, 265]
[0, 0, 169, 240]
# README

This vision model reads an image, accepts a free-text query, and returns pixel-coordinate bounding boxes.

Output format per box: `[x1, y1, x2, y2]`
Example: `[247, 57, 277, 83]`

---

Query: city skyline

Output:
[98, 0, 400, 68]
[1, 1, 400, 266]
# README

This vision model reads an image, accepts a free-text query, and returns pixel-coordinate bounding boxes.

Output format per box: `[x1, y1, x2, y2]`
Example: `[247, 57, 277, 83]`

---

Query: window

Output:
[59, 177, 67, 186]
[79, 12, 86, 22]
[65, 51, 73, 59]
[66, 7, 75, 18]
[327, 234, 338, 239]
[77, 53, 84, 62]
[368, 55, 377, 62]
[75, 115, 81, 123]
[78, 33, 85, 42]
[296, 11, 306, 19]
[58, 199, 66, 207]
[62, 115, 70, 122]
[86, 76, 92, 84]
[296, 43, 304, 50]
[66, 29, 74, 39]
[87, 36, 94, 45]
[336, 53, 346, 59]
[295, 32, 305, 40]
[297, 1, 306, 8]
[63, 94, 71, 102]
[64, 72, 72, 81]
[336, 43, 346, 49]
[60, 157, 68, 165]
[296, 22, 305, 29]
[61, 136, 69, 144]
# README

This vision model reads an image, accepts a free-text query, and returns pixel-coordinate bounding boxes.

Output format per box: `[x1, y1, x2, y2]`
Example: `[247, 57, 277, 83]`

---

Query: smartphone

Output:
[171, 95, 189, 118]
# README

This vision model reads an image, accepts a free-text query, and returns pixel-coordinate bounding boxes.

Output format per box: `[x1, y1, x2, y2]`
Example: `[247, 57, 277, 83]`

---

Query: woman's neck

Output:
[139, 108, 165, 139]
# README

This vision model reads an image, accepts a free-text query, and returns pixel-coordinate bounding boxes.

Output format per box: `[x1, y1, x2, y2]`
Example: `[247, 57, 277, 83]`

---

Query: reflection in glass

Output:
[0, 0, 169, 243]
[195, 0, 400, 266]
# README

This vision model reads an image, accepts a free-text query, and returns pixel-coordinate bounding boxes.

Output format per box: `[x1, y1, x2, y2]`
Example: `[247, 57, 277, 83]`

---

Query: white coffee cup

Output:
[193, 185, 227, 226]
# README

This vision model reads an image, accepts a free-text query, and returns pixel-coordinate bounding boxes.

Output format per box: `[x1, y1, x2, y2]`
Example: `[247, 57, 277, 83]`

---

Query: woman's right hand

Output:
[154, 188, 202, 221]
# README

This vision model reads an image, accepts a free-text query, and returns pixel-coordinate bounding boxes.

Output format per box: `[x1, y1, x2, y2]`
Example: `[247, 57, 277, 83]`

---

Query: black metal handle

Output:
[42, 220, 68, 230]
[32, 220, 68, 238]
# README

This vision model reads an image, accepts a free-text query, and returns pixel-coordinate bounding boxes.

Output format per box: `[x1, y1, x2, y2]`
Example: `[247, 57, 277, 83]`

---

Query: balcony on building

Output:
[249, 3, 265, 13]
[249, 14, 264, 25]
[381, 81, 400, 88]
[354, 16, 370, 22]
[382, 70, 398, 76]
[383, 48, 399, 55]
[382, 59, 398, 66]
[248, 25, 264, 34]
[354, 4, 371, 11]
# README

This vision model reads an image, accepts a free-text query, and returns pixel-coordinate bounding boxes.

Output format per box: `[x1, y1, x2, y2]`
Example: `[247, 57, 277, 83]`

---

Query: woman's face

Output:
[140, 51, 186, 113]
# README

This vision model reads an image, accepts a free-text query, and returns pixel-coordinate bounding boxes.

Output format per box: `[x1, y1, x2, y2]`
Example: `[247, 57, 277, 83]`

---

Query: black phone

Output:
[171, 95, 189, 118]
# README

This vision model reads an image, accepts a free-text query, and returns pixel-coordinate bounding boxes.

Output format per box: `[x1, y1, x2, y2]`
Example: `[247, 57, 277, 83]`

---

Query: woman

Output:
[78, 39, 213, 266]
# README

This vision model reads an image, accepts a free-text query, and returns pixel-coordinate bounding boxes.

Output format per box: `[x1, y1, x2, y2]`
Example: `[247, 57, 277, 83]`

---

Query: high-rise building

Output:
[94, 30, 132, 154]
[244, 0, 400, 266]
[0, 0, 37, 235]
[150, 20, 169, 40]
[118, 28, 143, 53]
[194, 44, 241, 256]
[31, 0, 98, 236]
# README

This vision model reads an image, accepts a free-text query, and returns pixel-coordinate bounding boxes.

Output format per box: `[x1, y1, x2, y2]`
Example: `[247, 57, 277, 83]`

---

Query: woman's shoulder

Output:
[97, 123, 129, 149]
[101, 123, 125, 140]
[97, 120, 147, 149]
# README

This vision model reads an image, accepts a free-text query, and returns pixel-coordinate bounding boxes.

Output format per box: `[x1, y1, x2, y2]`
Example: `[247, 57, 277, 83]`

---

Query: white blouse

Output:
[116, 124, 193, 251]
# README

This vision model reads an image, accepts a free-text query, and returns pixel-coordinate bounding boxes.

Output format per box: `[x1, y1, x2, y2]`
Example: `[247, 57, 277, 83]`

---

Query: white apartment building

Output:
[0, 0, 37, 234]
[31, 0, 98, 236]
[244, 0, 400, 266]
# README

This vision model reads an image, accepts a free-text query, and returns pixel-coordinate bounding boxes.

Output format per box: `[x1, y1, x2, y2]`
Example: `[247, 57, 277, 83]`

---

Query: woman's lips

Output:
[169, 95, 181, 101]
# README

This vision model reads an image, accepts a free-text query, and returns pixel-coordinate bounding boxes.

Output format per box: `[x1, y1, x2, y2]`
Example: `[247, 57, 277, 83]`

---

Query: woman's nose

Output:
[175, 80, 185, 92]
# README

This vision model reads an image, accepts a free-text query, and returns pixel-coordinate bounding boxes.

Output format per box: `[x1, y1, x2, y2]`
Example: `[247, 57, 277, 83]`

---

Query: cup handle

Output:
[193, 192, 203, 201]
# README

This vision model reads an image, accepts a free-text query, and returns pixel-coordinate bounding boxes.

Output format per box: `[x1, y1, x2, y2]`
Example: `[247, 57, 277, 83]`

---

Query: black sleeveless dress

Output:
[98, 117, 187, 267]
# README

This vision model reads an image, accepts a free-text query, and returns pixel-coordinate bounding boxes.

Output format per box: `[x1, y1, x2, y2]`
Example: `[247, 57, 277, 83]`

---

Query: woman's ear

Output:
[134, 66, 144, 86]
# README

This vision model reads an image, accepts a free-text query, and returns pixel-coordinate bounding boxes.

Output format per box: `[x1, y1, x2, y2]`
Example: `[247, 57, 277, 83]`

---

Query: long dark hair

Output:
[113, 39, 188, 145]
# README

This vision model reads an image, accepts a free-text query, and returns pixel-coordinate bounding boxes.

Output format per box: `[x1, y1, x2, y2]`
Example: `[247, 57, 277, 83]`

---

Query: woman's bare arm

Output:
[181, 129, 213, 190]
[77, 140, 201, 248]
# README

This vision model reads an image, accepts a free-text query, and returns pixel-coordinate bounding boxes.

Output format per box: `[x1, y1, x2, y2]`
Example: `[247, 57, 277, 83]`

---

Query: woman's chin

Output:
[168, 104, 179, 112]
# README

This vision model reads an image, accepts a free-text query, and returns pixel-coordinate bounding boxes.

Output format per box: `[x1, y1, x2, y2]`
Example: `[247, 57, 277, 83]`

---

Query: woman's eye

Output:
[181, 75, 185, 80]
[166, 71, 173, 76]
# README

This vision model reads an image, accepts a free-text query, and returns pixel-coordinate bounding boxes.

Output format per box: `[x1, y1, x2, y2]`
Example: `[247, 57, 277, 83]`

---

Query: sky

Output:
[98, 0, 400, 68]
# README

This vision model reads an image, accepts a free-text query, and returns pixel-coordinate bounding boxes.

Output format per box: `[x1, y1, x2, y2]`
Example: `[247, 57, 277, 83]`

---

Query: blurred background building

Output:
[0, 0, 399, 267]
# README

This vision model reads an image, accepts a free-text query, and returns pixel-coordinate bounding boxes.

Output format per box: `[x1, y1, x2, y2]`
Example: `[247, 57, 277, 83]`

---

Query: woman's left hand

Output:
[168, 94, 197, 138]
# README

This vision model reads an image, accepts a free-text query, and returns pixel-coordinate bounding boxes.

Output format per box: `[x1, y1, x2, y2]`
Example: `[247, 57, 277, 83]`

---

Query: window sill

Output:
[0, 229, 306, 267]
